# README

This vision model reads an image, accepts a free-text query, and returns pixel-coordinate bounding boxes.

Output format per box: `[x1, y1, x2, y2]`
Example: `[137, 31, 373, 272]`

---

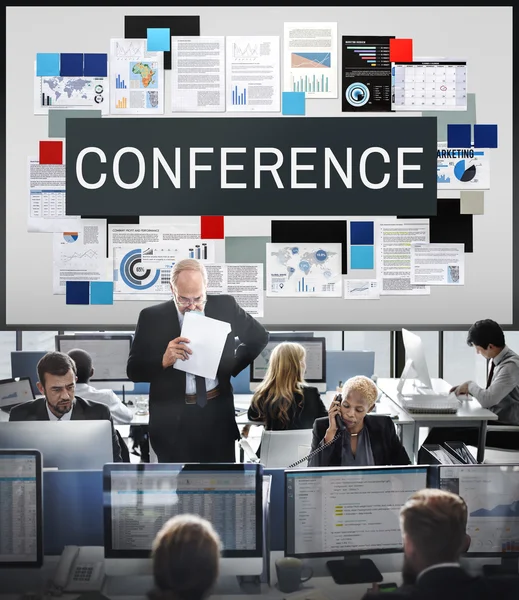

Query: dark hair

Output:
[37, 351, 77, 388]
[400, 489, 468, 565]
[149, 514, 221, 600]
[467, 319, 505, 349]
[66, 349, 92, 384]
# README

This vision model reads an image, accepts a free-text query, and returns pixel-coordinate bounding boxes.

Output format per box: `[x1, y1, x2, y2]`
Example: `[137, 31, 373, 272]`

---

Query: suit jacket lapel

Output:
[364, 418, 384, 465]
[35, 397, 50, 420]
[168, 299, 182, 339]
[71, 397, 84, 420]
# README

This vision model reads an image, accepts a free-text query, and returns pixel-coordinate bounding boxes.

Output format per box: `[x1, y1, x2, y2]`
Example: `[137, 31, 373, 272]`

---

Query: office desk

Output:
[0, 550, 503, 600]
[377, 378, 498, 463]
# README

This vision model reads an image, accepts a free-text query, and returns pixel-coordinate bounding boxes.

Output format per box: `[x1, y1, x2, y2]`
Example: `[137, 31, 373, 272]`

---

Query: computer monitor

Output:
[103, 463, 264, 577]
[0, 377, 35, 412]
[0, 450, 43, 568]
[250, 336, 326, 393]
[55, 334, 133, 381]
[435, 464, 519, 575]
[397, 329, 433, 393]
[0, 421, 114, 469]
[260, 429, 313, 468]
[285, 465, 430, 584]
[11, 351, 46, 396]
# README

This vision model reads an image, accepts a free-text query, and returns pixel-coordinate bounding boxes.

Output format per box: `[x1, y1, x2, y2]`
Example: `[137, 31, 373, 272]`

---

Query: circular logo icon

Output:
[94, 95, 104, 103]
[345, 82, 370, 107]
[95, 85, 104, 94]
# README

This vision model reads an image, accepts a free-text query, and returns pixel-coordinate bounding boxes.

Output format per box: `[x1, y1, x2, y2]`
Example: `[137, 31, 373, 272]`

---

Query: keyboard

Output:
[401, 393, 460, 414]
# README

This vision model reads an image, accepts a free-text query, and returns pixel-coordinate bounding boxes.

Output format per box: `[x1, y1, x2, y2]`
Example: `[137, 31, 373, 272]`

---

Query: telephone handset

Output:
[288, 394, 345, 468]
[50, 545, 105, 594]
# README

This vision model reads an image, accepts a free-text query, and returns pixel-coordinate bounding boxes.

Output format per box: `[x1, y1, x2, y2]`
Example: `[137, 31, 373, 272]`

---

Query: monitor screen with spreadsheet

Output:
[103, 463, 263, 566]
[436, 464, 519, 557]
[0, 450, 43, 567]
[55, 334, 133, 381]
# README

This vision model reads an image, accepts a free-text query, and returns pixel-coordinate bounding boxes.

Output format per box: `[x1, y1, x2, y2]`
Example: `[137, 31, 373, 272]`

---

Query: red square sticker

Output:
[389, 39, 413, 62]
[201, 216, 224, 239]
[39, 140, 63, 164]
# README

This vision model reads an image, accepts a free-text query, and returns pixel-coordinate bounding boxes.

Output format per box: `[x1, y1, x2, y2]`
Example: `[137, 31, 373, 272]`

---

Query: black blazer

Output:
[248, 385, 327, 430]
[361, 566, 519, 600]
[127, 294, 268, 462]
[309, 414, 410, 467]
[9, 396, 122, 462]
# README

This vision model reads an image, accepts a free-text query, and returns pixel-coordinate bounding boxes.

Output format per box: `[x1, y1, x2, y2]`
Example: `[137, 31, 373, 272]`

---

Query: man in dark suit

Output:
[127, 258, 268, 463]
[9, 351, 122, 462]
[362, 488, 519, 600]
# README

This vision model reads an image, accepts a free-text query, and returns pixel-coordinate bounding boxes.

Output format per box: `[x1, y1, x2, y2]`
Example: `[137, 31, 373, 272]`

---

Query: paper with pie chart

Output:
[113, 240, 215, 300]
[437, 145, 490, 190]
[266, 242, 342, 297]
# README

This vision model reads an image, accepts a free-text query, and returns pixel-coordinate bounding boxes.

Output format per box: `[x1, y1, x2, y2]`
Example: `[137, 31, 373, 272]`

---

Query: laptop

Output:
[0, 377, 35, 412]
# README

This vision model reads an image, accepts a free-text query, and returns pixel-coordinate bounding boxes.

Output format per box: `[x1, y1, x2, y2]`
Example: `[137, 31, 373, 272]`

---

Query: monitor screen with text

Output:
[285, 466, 428, 557]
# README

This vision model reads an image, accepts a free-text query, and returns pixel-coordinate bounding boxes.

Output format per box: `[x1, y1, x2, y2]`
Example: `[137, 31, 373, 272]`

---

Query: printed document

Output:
[411, 243, 465, 285]
[206, 263, 264, 317]
[226, 36, 280, 112]
[27, 157, 80, 233]
[174, 311, 231, 380]
[53, 219, 109, 294]
[377, 220, 430, 295]
[283, 22, 338, 98]
[344, 279, 380, 300]
[266, 243, 342, 297]
[171, 37, 225, 112]
[109, 38, 164, 114]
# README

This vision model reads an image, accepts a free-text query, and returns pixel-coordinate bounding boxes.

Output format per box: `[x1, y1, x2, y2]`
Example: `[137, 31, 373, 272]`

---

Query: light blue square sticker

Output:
[146, 28, 171, 51]
[90, 281, 114, 305]
[350, 246, 374, 270]
[282, 92, 305, 115]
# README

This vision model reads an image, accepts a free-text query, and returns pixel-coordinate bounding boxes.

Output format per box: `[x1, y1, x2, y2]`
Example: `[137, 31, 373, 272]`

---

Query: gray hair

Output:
[169, 258, 208, 289]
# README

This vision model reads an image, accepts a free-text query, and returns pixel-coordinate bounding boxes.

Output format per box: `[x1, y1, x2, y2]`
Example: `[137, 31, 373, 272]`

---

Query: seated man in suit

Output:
[362, 488, 519, 600]
[308, 375, 410, 467]
[424, 319, 519, 450]
[9, 351, 122, 462]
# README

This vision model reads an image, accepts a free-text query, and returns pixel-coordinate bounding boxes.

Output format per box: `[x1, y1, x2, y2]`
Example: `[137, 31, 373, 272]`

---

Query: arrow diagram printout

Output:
[53, 219, 109, 294]
[284, 22, 338, 98]
[267, 243, 342, 297]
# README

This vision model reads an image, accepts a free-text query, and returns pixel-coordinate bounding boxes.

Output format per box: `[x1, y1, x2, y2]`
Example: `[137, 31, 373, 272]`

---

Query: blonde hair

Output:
[170, 259, 208, 289]
[341, 375, 378, 408]
[149, 514, 221, 600]
[400, 489, 468, 565]
[250, 342, 306, 427]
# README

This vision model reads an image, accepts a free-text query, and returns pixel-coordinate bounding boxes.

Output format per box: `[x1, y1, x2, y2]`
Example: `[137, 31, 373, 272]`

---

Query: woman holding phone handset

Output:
[308, 376, 411, 467]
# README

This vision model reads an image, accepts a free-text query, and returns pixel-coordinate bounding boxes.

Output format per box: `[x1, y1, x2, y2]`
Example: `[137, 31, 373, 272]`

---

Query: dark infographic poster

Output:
[342, 36, 393, 112]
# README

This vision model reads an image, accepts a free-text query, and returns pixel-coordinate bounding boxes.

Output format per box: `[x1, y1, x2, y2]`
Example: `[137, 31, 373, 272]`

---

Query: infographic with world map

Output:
[266, 243, 342, 297]
[34, 63, 109, 115]
[109, 38, 164, 114]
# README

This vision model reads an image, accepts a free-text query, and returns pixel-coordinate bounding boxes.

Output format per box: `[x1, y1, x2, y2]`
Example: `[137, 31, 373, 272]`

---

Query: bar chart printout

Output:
[342, 36, 393, 112]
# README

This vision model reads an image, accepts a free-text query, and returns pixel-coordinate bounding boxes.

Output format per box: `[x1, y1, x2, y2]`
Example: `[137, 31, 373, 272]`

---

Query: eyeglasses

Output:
[175, 295, 207, 307]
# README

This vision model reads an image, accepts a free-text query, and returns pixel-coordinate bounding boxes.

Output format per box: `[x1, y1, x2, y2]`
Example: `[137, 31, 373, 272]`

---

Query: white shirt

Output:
[417, 562, 461, 581]
[175, 306, 219, 394]
[75, 383, 133, 424]
[46, 400, 73, 421]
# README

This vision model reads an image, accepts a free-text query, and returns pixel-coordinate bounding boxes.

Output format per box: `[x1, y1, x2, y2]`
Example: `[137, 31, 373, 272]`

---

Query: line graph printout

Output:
[439, 466, 519, 553]
[226, 36, 280, 112]
[110, 38, 164, 114]
[284, 22, 338, 98]
[52, 219, 109, 294]
[171, 37, 225, 112]
[286, 468, 428, 555]
[344, 279, 380, 300]
[27, 157, 80, 233]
